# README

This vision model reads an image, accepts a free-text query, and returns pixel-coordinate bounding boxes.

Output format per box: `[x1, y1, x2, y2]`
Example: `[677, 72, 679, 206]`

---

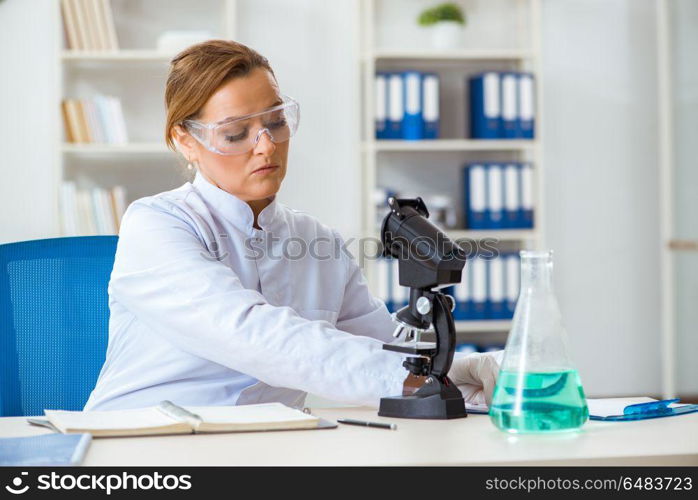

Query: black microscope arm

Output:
[430, 292, 457, 379]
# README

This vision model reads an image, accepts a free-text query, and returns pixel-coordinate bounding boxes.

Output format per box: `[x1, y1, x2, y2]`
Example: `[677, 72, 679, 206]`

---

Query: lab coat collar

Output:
[192, 170, 280, 233]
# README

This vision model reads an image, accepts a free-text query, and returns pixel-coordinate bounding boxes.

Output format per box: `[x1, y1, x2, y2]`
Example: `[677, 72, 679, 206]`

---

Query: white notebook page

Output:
[186, 403, 318, 424]
[45, 407, 177, 430]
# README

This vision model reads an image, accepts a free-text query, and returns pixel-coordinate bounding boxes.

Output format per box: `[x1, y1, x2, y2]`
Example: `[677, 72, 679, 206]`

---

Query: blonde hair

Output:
[164, 39, 276, 151]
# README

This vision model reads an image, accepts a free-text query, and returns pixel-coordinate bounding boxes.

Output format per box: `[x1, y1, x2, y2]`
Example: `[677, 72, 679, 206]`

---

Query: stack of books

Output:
[60, 182, 128, 236]
[62, 96, 128, 144]
[61, 0, 119, 51]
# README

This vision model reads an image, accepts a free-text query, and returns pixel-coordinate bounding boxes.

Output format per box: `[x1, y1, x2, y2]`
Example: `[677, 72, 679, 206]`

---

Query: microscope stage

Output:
[383, 341, 438, 355]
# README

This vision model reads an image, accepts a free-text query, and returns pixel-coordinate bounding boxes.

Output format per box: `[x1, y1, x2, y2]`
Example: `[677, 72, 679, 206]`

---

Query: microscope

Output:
[378, 197, 468, 419]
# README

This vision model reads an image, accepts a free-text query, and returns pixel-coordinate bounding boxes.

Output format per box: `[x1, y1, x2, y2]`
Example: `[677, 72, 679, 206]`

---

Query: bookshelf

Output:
[56, 0, 239, 236]
[365, 139, 538, 152]
[61, 50, 172, 62]
[371, 49, 534, 61]
[358, 0, 544, 339]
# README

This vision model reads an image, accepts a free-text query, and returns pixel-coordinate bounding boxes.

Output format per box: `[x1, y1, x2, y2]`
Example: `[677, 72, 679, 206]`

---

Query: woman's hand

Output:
[448, 350, 504, 407]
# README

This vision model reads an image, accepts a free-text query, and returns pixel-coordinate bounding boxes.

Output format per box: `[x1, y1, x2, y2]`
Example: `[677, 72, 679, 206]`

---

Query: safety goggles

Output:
[182, 95, 300, 155]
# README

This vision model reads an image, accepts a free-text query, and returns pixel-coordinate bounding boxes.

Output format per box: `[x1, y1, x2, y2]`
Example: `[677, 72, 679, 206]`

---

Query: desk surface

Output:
[1, 407, 697, 466]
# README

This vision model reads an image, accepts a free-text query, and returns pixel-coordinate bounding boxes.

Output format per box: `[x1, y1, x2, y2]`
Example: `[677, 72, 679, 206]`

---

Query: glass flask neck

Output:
[520, 250, 554, 292]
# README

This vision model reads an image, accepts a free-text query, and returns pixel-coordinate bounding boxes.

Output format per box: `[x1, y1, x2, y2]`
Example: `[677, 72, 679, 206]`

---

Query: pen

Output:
[337, 418, 397, 430]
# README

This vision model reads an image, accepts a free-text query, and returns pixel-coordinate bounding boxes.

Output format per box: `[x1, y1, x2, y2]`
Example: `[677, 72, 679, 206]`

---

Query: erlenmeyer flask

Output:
[490, 250, 588, 433]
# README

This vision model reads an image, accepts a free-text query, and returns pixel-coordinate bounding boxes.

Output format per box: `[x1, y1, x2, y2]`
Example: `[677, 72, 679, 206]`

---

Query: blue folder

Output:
[469, 72, 501, 139]
[386, 73, 403, 139]
[402, 71, 423, 140]
[375, 72, 388, 139]
[501, 72, 519, 139]
[519, 163, 534, 229]
[487, 257, 508, 320]
[486, 163, 505, 229]
[518, 72, 535, 138]
[422, 72, 440, 139]
[0, 433, 92, 466]
[463, 163, 488, 230]
[590, 399, 698, 421]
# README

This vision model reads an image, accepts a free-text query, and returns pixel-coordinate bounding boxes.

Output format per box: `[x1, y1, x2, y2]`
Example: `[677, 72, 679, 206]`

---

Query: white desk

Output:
[1, 407, 697, 466]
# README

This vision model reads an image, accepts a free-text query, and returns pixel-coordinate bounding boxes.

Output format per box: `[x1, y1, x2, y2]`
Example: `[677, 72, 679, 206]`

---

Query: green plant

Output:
[418, 3, 466, 26]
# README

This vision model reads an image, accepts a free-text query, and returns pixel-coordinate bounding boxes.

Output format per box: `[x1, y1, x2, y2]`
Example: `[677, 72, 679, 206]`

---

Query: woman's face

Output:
[176, 67, 289, 203]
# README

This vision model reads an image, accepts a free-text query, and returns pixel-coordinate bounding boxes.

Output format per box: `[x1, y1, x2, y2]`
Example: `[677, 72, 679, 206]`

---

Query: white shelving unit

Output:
[371, 49, 534, 61]
[358, 0, 544, 337]
[55, 0, 239, 235]
[62, 143, 172, 154]
[61, 50, 173, 62]
[364, 139, 538, 152]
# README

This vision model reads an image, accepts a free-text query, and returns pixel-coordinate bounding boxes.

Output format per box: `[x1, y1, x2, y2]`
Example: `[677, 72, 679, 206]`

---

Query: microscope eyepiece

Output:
[381, 197, 466, 290]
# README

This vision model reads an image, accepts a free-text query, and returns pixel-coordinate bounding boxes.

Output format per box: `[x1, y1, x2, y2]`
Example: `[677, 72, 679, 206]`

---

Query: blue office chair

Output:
[0, 236, 118, 417]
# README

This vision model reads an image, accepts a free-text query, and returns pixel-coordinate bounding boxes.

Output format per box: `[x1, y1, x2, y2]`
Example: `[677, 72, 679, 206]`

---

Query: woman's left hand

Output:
[448, 350, 504, 407]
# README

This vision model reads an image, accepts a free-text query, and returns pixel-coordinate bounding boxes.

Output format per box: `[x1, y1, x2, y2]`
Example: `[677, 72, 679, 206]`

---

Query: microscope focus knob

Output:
[416, 296, 432, 315]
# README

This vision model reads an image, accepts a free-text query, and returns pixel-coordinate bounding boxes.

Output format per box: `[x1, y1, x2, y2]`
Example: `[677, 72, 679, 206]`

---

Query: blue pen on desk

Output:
[337, 418, 397, 430]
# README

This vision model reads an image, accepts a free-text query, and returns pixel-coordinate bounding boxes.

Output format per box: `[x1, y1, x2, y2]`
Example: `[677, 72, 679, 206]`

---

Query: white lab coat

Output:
[84, 171, 407, 411]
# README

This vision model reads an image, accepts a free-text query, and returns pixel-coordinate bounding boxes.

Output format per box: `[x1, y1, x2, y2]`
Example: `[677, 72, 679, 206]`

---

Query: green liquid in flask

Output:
[489, 369, 589, 433]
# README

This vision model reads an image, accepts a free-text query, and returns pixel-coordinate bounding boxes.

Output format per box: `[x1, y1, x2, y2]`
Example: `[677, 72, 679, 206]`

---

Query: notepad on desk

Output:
[42, 401, 322, 437]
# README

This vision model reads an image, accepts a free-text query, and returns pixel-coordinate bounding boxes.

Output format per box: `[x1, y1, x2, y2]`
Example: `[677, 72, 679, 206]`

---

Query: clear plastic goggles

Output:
[182, 95, 300, 155]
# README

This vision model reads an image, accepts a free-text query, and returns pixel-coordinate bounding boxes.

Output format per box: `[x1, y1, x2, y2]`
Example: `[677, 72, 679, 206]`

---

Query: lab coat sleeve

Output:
[109, 200, 406, 407]
[334, 231, 395, 344]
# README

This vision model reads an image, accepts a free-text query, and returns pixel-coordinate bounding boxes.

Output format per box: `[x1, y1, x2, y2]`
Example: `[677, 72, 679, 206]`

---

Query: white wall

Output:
[670, 0, 698, 395]
[0, 0, 671, 397]
[0, 0, 60, 243]
[541, 0, 661, 396]
[235, 0, 361, 238]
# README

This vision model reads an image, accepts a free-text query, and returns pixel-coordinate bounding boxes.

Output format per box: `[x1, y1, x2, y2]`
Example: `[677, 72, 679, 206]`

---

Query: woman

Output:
[84, 40, 501, 411]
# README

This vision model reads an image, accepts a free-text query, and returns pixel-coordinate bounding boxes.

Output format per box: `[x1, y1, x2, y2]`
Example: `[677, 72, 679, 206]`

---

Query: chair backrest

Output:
[0, 236, 118, 416]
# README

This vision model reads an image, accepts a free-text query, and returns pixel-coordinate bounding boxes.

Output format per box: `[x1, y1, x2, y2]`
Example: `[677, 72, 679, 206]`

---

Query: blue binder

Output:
[486, 163, 504, 229]
[503, 163, 520, 228]
[0, 433, 92, 466]
[469, 72, 501, 139]
[518, 72, 535, 139]
[386, 73, 403, 139]
[590, 399, 698, 421]
[501, 72, 519, 139]
[454, 269, 471, 320]
[390, 258, 408, 311]
[377, 257, 392, 312]
[480, 344, 505, 353]
[422, 72, 440, 139]
[375, 72, 388, 139]
[487, 256, 507, 319]
[402, 71, 423, 140]
[463, 164, 488, 230]
[455, 343, 478, 355]
[519, 163, 534, 228]
[504, 252, 520, 319]
[470, 255, 488, 320]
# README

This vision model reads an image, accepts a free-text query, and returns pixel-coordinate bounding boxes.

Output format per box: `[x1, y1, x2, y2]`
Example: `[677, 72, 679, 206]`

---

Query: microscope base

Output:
[378, 393, 467, 420]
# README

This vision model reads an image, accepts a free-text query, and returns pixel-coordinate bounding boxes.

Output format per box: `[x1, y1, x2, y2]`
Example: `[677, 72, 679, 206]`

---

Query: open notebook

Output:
[42, 401, 322, 438]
